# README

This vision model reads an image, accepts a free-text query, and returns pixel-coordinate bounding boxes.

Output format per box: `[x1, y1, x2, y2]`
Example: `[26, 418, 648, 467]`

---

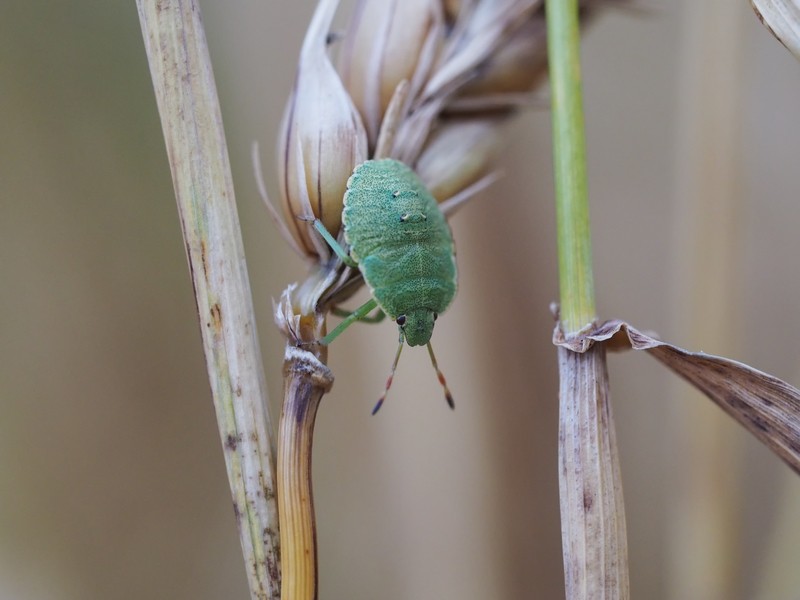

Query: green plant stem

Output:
[546, 0, 596, 333]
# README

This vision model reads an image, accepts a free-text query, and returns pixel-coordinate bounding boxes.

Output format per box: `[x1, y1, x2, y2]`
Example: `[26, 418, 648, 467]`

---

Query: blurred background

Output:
[2, 1, 800, 598]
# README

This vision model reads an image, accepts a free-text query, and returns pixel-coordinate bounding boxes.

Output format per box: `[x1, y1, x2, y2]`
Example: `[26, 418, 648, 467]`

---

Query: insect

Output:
[311, 158, 457, 414]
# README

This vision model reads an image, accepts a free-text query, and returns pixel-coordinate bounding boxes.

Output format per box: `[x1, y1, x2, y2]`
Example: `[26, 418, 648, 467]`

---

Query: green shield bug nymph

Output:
[310, 158, 457, 414]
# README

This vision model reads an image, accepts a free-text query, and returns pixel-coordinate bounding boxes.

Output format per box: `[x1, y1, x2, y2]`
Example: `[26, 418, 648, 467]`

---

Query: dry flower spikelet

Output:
[274, 0, 594, 291]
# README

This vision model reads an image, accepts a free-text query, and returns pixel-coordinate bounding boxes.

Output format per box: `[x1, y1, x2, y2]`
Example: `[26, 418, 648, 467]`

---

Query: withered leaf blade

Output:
[554, 320, 800, 475]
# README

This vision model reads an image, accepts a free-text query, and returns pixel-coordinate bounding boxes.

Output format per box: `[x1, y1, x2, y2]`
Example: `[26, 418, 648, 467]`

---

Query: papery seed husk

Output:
[416, 118, 504, 201]
[751, 0, 800, 61]
[422, 0, 538, 103]
[459, 16, 548, 97]
[278, 0, 368, 256]
[339, 0, 443, 145]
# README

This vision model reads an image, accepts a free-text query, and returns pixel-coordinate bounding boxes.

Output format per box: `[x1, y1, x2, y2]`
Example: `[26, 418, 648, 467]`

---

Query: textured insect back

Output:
[344, 159, 453, 247]
[342, 159, 457, 328]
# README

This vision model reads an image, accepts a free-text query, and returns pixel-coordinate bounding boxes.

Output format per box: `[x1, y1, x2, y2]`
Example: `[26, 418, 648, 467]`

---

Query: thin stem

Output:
[546, 0, 596, 333]
[546, 1, 629, 598]
[136, 2, 280, 598]
[274, 278, 336, 599]
[278, 347, 333, 600]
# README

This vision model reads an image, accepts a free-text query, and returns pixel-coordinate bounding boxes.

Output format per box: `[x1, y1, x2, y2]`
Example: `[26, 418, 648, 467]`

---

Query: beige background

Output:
[2, 1, 800, 599]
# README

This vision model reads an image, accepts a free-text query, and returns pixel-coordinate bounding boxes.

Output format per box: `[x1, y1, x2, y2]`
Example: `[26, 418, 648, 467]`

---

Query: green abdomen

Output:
[361, 237, 456, 319]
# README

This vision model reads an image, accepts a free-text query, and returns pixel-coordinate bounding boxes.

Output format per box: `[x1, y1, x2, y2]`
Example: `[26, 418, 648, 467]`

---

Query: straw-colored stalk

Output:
[136, 2, 280, 599]
[277, 347, 332, 600]
[558, 344, 629, 598]
[273, 281, 334, 600]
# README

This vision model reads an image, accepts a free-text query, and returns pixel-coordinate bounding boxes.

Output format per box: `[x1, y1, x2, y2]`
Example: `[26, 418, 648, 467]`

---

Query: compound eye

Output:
[433, 313, 438, 321]
[396, 315, 407, 326]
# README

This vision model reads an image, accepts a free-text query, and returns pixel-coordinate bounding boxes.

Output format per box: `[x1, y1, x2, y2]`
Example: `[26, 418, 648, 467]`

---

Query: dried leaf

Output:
[751, 0, 800, 61]
[554, 320, 800, 474]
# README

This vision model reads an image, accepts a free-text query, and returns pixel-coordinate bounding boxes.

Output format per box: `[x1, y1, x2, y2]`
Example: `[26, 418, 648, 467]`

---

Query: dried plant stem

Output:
[558, 345, 628, 598]
[547, 0, 628, 597]
[136, 2, 280, 598]
[278, 347, 333, 600]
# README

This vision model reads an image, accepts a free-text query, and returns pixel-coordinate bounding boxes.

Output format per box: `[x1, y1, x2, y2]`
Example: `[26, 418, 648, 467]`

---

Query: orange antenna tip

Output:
[427, 342, 454, 410]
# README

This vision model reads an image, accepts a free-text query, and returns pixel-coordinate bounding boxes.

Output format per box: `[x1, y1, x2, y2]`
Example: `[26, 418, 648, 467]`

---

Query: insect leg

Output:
[358, 309, 386, 324]
[331, 306, 385, 323]
[311, 220, 358, 268]
[320, 298, 379, 345]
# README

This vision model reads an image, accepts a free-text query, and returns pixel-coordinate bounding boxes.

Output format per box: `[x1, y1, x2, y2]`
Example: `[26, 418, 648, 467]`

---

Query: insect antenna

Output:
[372, 335, 405, 415]
[426, 341, 455, 410]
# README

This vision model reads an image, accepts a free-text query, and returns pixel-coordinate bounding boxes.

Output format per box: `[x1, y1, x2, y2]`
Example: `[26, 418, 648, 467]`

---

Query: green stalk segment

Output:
[546, 0, 596, 334]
